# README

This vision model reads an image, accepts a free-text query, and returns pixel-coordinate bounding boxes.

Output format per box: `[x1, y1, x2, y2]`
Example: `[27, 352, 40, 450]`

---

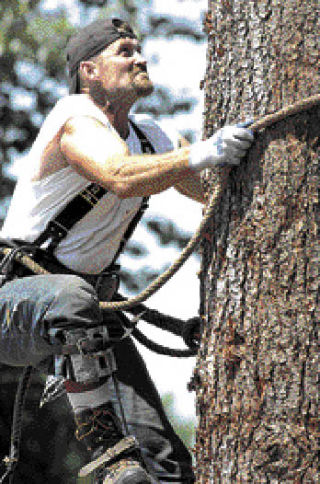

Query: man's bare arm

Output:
[60, 116, 195, 199]
[174, 173, 206, 204]
[174, 136, 206, 204]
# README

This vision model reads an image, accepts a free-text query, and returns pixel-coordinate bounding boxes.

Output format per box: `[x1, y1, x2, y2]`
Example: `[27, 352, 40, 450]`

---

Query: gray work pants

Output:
[0, 274, 194, 483]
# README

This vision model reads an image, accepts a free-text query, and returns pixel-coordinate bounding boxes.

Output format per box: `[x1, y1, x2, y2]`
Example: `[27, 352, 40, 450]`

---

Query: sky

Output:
[11, 0, 209, 419]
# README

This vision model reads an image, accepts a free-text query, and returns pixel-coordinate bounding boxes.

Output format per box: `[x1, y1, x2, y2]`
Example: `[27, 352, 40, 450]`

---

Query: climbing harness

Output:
[1, 92, 319, 483]
[0, 242, 201, 357]
[0, 119, 199, 483]
[33, 121, 151, 260]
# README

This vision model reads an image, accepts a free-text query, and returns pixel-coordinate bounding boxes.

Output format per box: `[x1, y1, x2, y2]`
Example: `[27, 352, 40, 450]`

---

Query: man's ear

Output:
[79, 61, 98, 83]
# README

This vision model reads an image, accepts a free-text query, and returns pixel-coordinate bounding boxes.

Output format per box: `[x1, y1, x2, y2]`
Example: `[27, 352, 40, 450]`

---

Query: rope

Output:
[1, 92, 320, 314]
[93, 92, 320, 310]
[0, 91, 318, 484]
[132, 328, 197, 357]
[248, 92, 320, 131]
[112, 294, 192, 337]
[0, 247, 199, 355]
[0, 248, 49, 276]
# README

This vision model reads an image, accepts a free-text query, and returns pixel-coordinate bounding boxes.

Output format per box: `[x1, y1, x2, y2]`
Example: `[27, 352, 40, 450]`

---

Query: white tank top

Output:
[1, 95, 177, 274]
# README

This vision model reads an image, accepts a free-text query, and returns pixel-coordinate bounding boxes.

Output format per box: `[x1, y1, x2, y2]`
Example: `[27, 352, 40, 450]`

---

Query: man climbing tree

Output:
[0, 17, 253, 484]
[194, 1, 320, 482]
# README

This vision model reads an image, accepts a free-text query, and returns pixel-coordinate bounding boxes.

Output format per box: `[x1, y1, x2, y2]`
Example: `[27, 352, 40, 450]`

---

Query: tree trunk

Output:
[194, 1, 320, 482]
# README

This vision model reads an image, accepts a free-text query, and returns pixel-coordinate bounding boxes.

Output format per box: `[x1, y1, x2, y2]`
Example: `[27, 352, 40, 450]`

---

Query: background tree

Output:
[193, 0, 320, 482]
[161, 392, 196, 452]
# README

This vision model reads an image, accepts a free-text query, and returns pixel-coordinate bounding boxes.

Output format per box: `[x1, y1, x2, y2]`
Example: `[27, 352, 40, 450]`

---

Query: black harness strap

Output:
[33, 120, 155, 256]
[129, 120, 155, 155]
[33, 183, 107, 252]
[109, 121, 155, 265]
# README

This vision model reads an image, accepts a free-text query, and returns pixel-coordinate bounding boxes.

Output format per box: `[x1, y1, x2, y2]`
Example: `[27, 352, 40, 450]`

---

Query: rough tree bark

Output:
[193, 1, 320, 482]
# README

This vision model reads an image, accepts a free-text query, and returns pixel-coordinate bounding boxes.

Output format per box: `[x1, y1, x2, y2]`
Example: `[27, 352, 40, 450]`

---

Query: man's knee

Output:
[0, 273, 101, 329]
[0, 274, 103, 368]
[44, 274, 103, 331]
[43, 275, 116, 383]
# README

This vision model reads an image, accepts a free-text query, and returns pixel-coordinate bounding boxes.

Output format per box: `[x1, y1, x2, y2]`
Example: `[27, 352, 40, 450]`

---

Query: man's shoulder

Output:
[52, 94, 84, 111]
[51, 94, 111, 127]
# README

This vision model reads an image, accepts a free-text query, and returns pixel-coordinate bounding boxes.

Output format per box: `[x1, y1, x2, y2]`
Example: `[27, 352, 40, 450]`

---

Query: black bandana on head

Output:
[66, 18, 138, 94]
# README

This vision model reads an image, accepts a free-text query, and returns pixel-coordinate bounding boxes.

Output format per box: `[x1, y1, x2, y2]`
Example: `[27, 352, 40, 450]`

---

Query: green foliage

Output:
[0, 366, 88, 483]
[0, 0, 73, 213]
[0, 1, 202, 482]
[161, 392, 196, 451]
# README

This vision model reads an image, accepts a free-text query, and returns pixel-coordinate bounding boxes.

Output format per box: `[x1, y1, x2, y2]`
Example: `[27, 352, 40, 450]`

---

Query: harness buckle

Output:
[76, 337, 93, 358]
[47, 220, 68, 239]
[45, 220, 69, 252]
[75, 334, 112, 359]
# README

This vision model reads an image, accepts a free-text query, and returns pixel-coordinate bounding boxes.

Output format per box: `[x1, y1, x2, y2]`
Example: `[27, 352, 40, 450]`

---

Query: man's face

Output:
[89, 37, 154, 103]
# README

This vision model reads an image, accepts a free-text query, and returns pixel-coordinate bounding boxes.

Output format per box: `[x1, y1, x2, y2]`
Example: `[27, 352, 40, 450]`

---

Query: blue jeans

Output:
[0, 274, 194, 483]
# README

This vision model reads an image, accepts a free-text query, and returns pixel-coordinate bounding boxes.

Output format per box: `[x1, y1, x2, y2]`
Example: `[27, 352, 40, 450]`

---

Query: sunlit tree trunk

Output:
[194, 1, 320, 481]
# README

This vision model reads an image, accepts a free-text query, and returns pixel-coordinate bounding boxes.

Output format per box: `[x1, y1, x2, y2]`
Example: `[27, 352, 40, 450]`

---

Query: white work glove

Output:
[189, 121, 254, 171]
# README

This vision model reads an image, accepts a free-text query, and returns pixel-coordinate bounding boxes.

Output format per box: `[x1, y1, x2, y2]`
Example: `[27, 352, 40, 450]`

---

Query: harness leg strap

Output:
[57, 326, 117, 383]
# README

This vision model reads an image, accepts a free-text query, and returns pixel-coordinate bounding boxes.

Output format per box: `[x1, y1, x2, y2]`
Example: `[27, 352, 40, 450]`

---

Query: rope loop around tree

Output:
[1, 92, 320, 314]
[0, 91, 319, 484]
[97, 92, 320, 311]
